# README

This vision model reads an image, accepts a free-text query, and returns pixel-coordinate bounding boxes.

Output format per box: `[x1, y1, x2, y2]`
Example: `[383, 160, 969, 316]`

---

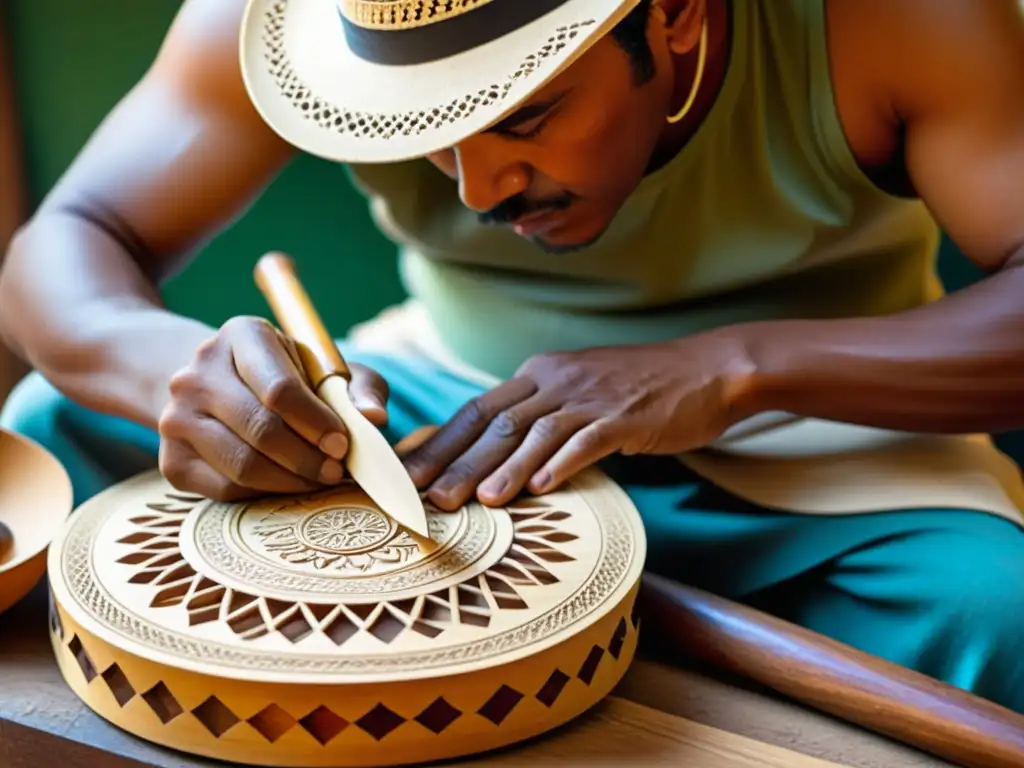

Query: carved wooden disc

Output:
[47, 467, 646, 766]
[50, 467, 646, 684]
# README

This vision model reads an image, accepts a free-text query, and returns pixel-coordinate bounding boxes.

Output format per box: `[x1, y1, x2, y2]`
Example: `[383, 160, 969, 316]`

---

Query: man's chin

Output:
[525, 222, 607, 255]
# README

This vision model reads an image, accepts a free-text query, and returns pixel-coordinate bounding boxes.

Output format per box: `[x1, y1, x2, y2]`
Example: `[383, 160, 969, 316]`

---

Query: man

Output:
[2, 0, 1024, 712]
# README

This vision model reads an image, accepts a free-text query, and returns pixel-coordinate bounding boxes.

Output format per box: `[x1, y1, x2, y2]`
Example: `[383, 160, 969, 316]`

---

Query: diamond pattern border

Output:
[53, 600, 636, 743]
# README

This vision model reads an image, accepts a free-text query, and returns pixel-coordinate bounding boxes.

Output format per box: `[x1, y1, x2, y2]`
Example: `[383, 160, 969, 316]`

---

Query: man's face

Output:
[425, 16, 678, 254]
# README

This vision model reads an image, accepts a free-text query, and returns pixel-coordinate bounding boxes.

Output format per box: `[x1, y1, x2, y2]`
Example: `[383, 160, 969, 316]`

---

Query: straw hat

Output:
[239, 0, 643, 164]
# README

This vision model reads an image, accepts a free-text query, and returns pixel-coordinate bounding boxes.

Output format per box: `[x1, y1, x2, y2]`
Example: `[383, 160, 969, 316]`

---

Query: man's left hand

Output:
[401, 332, 757, 511]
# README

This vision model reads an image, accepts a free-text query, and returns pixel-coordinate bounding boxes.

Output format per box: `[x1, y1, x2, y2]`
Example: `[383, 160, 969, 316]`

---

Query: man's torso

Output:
[342, 0, 943, 381]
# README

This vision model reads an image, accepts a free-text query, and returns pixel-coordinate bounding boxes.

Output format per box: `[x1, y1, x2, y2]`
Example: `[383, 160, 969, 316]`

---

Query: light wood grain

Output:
[455, 696, 850, 767]
[615, 659, 953, 768]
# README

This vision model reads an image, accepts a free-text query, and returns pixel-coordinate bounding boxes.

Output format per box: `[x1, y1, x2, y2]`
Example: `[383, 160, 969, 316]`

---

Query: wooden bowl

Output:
[0, 427, 73, 617]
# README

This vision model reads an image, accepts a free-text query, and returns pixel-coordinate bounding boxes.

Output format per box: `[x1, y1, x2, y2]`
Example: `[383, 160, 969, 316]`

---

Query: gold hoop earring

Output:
[666, 16, 709, 124]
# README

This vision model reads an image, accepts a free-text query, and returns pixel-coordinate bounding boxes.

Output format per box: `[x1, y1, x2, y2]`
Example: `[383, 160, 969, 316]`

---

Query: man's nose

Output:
[453, 139, 531, 213]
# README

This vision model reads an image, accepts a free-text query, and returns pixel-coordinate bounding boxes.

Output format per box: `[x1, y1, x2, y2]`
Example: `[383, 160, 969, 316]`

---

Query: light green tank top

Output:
[346, 0, 942, 380]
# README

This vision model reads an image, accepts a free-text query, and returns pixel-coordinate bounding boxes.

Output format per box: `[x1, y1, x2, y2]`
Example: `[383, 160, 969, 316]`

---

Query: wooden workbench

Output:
[0, 578, 953, 768]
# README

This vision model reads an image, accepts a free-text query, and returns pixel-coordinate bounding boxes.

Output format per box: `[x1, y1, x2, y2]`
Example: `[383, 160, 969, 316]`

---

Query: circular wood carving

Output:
[48, 466, 646, 766]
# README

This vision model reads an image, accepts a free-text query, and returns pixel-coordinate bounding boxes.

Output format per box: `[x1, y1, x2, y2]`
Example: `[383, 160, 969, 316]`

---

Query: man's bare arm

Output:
[742, 0, 1024, 434]
[0, 0, 297, 428]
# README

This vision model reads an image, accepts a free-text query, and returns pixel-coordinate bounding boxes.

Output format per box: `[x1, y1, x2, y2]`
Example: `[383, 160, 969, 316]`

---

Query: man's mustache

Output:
[477, 193, 575, 226]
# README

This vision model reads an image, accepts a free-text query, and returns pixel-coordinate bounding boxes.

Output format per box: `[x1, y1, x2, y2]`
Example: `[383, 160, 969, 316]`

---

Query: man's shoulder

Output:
[826, 0, 1022, 111]
[150, 0, 255, 114]
[823, 0, 1022, 186]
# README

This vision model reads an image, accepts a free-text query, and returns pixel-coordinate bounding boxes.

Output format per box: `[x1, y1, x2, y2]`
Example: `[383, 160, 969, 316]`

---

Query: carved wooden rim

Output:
[49, 467, 646, 684]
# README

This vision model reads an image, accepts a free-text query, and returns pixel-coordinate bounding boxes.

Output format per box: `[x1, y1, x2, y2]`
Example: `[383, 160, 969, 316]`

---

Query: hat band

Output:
[340, 0, 573, 65]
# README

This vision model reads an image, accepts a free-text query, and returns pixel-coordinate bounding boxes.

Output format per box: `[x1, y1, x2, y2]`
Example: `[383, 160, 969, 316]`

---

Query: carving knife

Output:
[254, 252, 431, 540]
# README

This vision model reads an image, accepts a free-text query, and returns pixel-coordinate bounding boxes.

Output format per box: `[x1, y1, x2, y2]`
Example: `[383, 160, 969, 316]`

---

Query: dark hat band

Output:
[340, 0, 573, 66]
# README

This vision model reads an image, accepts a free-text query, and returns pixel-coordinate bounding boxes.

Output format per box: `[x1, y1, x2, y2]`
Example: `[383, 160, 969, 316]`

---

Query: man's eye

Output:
[505, 119, 547, 140]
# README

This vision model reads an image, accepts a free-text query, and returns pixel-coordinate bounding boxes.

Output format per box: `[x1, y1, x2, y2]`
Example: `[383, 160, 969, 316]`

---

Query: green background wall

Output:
[3, 0, 406, 336]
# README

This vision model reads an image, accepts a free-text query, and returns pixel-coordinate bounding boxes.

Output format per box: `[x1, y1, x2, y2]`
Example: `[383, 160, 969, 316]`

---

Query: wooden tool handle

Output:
[639, 573, 1024, 768]
[254, 252, 350, 389]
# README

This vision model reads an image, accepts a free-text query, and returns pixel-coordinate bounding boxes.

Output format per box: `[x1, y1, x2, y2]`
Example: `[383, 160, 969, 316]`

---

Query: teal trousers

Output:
[4, 345, 1024, 714]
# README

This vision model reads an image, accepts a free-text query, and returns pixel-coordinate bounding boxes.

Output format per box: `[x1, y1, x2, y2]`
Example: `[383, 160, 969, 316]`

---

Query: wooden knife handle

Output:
[254, 252, 350, 389]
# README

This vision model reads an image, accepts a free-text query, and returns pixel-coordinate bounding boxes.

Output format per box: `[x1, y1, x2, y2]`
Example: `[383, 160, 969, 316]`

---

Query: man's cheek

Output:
[425, 149, 457, 179]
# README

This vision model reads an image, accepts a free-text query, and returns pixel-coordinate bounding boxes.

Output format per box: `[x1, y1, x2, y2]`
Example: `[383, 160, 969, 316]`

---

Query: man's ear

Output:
[652, 0, 706, 55]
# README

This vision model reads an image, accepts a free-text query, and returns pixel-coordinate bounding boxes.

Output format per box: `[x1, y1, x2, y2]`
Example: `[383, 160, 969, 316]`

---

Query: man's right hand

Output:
[156, 316, 389, 501]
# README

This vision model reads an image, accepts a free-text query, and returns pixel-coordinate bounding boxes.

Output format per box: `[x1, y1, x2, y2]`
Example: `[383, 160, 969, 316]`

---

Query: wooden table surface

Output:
[0, 578, 954, 768]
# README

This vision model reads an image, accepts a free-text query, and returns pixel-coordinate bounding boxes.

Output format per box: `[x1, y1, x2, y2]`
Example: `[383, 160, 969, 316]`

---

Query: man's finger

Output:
[160, 439, 255, 502]
[476, 410, 590, 506]
[205, 377, 344, 486]
[231, 320, 349, 460]
[402, 377, 538, 488]
[348, 363, 390, 426]
[426, 395, 560, 510]
[528, 418, 623, 495]
[395, 426, 440, 456]
[189, 414, 331, 494]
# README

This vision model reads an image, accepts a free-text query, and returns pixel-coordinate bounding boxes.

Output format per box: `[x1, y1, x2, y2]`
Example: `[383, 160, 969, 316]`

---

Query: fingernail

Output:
[319, 459, 343, 485]
[429, 479, 452, 497]
[406, 466, 428, 489]
[427, 483, 457, 510]
[320, 432, 348, 460]
[480, 477, 508, 499]
[531, 471, 552, 494]
[354, 392, 383, 411]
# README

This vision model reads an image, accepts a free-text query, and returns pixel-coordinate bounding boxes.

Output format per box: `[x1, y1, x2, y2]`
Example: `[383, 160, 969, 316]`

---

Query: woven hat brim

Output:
[240, 0, 641, 164]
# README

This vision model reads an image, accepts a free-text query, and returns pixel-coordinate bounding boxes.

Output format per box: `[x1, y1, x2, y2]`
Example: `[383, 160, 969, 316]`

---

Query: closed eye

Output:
[501, 116, 551, 140]
[487, 90, 568, 140]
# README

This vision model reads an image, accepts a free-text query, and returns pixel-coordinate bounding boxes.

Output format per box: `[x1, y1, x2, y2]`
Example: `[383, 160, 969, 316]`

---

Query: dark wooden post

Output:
[0, 11, 30, 407]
